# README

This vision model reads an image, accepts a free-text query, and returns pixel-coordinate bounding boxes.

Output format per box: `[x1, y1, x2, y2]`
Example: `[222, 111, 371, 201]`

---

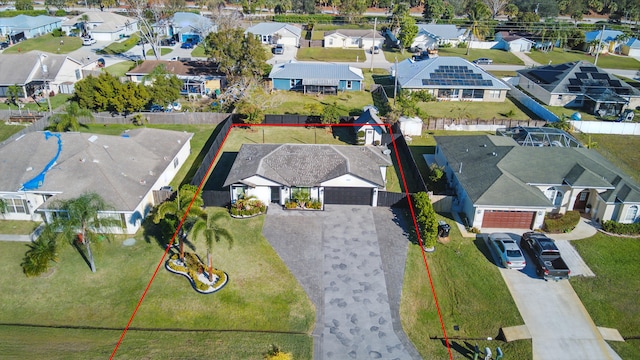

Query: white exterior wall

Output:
[469, 41, 499, 49]
[51, 58, 85, 92]
[508, 39, 533, 52]
[324, 34, 346, 48]
[321, 174, 377, 188]
[276, 31, 299, 46]
[246, 186, 272, 205]
[361, 38, 384, 49]
[518, 76, 553, 104]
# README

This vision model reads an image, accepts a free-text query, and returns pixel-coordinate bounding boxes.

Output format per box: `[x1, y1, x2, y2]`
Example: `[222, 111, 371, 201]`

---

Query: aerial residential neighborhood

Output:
[0, 0, 639, 359]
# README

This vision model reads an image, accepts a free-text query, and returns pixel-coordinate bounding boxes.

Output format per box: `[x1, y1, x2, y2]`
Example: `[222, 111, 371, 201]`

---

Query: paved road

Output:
[262, 205, 421, 360]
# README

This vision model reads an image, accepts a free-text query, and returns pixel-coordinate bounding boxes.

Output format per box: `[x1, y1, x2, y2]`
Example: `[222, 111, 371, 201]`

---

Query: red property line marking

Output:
[111, 122, 451, 359]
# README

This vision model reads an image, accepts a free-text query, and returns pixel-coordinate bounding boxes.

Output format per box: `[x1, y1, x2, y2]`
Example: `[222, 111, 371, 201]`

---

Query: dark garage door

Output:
[324, 187, 372, 205]
[482, 210, 535, 229]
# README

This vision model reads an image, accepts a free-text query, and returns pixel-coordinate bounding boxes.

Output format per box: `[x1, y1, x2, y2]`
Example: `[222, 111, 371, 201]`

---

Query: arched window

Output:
[544, 187, 564, 207]
[625, 205, 639, 222]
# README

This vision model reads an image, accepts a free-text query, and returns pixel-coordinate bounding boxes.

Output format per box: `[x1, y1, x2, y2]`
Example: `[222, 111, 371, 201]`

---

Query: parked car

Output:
[149, 104, 164, 112]
[520, 232, 570, 281]
[82, 37, 96, 46]
[489, 233, 526, 270]
[180, 42, 194, 49]
[0, 41, 9, 49]
[160, 38, 176, 46]
[273, 44, 284, 55]
[472, 58, 493, 65]
[370, 46, 380, 54]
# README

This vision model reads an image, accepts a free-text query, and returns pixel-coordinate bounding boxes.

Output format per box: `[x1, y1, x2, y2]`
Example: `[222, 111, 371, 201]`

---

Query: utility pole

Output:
[594, 24, 605, 66]
[393, 57, 398, 107]
[370, 18, 377, 71]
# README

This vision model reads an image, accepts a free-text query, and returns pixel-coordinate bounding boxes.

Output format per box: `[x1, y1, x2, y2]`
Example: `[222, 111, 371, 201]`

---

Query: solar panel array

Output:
[422, 65, 493, 87]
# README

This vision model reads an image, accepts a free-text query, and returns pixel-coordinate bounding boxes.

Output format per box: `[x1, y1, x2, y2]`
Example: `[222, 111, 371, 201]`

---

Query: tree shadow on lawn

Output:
[72, 241, 92, 271]
[440, 339, 476, 359]
[141, 216, 197, 253]
[202, 152, 237, 191]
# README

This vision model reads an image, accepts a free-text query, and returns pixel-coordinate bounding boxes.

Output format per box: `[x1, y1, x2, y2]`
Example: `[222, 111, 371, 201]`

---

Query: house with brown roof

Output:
[126, 59, 225, 97]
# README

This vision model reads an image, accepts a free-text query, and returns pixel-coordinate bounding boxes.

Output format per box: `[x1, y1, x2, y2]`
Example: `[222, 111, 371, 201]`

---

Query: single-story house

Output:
[0, 53, 100, 99]
[354, 107, 387, 145]
[584, 29, 625, 54]
[323, 29, 383, 49]
[410, 24, 467, 51]
[61, 12, 138, 42]
[245, 22, 301, 46]
[0, 15, 62, 42]
[517, 61, 640, 117]
[152, 12, 215, 44]
[494, 31, 534, 52]
[620, 37, 640, 58]
[434, 134, 640, 230]
[126, 60, 225, 97]
[269, 61, 363, 94]
[393, 56, 509, 102]
[0, 128, 193, 234]
[223, 144, 393, 207]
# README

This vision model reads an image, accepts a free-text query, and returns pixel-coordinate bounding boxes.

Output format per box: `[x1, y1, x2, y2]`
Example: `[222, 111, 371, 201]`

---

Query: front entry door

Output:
[574, 190, 589, 211]
[270, 187, 280, 204]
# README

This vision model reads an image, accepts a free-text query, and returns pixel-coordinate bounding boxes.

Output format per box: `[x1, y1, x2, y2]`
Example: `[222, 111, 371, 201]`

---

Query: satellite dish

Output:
[383, 149, 392, 155]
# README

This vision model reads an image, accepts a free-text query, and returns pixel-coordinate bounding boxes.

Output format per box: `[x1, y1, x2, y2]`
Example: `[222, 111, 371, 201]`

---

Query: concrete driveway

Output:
[483, 233, 621, 360]
[267, 44, 297, 66]
[262, 205, 421, 360]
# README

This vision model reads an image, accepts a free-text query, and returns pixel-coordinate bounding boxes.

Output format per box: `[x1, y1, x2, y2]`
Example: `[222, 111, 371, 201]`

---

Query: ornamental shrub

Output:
[601, 220, 640, 235]
[543, 211, 580, 233]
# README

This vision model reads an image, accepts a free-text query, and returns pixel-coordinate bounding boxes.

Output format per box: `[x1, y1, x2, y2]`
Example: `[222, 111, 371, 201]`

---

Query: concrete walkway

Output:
[511, 51, 540, 67]
[262, 205, 421, 360]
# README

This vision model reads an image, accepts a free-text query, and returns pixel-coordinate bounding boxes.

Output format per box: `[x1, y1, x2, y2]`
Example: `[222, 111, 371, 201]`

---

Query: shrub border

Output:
[165, 253, 229, 295]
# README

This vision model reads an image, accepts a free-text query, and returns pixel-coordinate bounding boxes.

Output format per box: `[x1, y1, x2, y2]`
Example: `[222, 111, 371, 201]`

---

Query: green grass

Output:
[383, 47, 525, 65]
[527, 48, 640, 70]
[146, 47, 173, 56]
[0, 207, 314, 358]
[266, 89, 374, 116]
[400, 215, 531, 359]
[296, 47, 366, 62]
[2, 35, 81, 54]
[0, 122, 25, 142]
[97, 34, 140, 55]
[103, 61, 136, 77]
[546, 106, 598, 121]
[190, 45, 206, 57]
[0, 220, 40, 234]
[418, 98, 531, 120]
[0, 94, 71, 112]
[572, 133, 640, 182]
[570, 235, 640, 359]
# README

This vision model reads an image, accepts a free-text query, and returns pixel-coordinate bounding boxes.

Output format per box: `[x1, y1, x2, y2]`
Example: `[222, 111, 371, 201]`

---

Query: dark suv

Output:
[0, 41, 9, 49]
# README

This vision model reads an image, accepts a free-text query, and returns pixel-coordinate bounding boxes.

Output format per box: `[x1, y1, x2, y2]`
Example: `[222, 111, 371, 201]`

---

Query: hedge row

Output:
[601, 220, 640, 235]
[543, 210, 580, 233]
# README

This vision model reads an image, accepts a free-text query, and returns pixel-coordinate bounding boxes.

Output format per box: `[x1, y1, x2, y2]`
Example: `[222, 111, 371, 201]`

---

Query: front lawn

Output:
[2, 35, 81, 54]
[400, 214, 531, 359]
[570, 235, 640, 359]
[0, 122, 25, 142]
[572, 133, 640, 182]
[296, 47, 366, 62]
[266, 88, 374, 116]
[97, 34, 139, 55]
[103, 60, 136, 77]
[146, 47, 173, 56]
[190, 45, 206, 57]
[0, 94, 71, 112]
[527, 48, 640, 70]
[0, 207, 314, 358]
[0, 220, 40, 234]
[383, 48, 525, 65]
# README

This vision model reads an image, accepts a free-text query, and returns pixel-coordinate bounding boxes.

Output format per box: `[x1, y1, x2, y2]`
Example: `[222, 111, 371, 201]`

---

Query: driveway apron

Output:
[263, 205, 418, 360]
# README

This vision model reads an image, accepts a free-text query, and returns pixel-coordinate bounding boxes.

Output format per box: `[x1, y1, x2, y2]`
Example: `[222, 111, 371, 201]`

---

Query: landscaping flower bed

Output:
[230, 196, 267, 218]
[165, 252, 228, 294]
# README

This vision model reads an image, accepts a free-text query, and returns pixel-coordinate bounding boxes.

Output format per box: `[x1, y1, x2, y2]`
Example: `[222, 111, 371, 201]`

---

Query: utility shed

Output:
[398, 116, 423, 136]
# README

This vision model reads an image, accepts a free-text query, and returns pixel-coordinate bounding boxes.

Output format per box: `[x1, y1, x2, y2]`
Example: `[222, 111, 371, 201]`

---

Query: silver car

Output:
[489, 233, 526, 270]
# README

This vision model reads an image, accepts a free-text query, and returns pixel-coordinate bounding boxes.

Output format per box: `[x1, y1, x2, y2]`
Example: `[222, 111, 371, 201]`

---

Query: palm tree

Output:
[465, 1, 492, 55]
[50, 192, 122, 273]
[21, 227, 58, 277]
[191, 211, 234, 281]
[0, 198, 6, 218]
[49, 102, 93, 132]
[153, 184, 205, 262]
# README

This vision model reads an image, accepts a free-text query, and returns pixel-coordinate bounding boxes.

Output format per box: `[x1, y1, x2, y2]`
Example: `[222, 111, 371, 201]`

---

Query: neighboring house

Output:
[494, 31, 534, 52]
[269, 61, 363, 94]
[223, 144, 393, 207]
[0, 15, 62, 42]
[61, 12, 138, 42]
[517, 61, 640, 117]
[323, 29, 383, 49]
[620, 37, 640, 58]
[393, 56, 509, 102]
[410, 24, 467, 51]
[0, 128, 193, 234]
[126, 60, 225, 97]
[354, 107, 386, 145]
[584, 29, 625, 54]
[0, 53, 99, 99]
[152, 12, 215, 44]
[245, 22, 301, 46]
[434, 134, 640, 230]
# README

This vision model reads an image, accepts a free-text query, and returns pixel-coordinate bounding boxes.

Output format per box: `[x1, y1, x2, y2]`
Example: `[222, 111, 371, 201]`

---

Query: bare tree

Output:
[482, 0, 509, 18]
[124, 0, 177, 60]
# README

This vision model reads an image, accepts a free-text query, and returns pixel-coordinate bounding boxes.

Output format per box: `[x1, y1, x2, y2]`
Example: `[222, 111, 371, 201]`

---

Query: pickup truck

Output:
[520, 232, 570, 281]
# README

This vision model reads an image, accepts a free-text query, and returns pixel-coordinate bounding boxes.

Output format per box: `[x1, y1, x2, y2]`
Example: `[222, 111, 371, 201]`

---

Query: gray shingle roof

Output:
[0, 54, 73, 85]
[435, 135, 640, 206]
[269, 61, 364, 81]
[223, 144, 392, 188]
[395, 57, 509, 90]
[245, 22, 301, 38]
[416, 24, 466, 40]
[0, 129, 193, 211]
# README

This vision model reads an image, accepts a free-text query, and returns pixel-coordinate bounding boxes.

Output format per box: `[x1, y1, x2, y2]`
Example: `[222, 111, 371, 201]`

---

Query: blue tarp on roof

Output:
[20, 131, 61, 191]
